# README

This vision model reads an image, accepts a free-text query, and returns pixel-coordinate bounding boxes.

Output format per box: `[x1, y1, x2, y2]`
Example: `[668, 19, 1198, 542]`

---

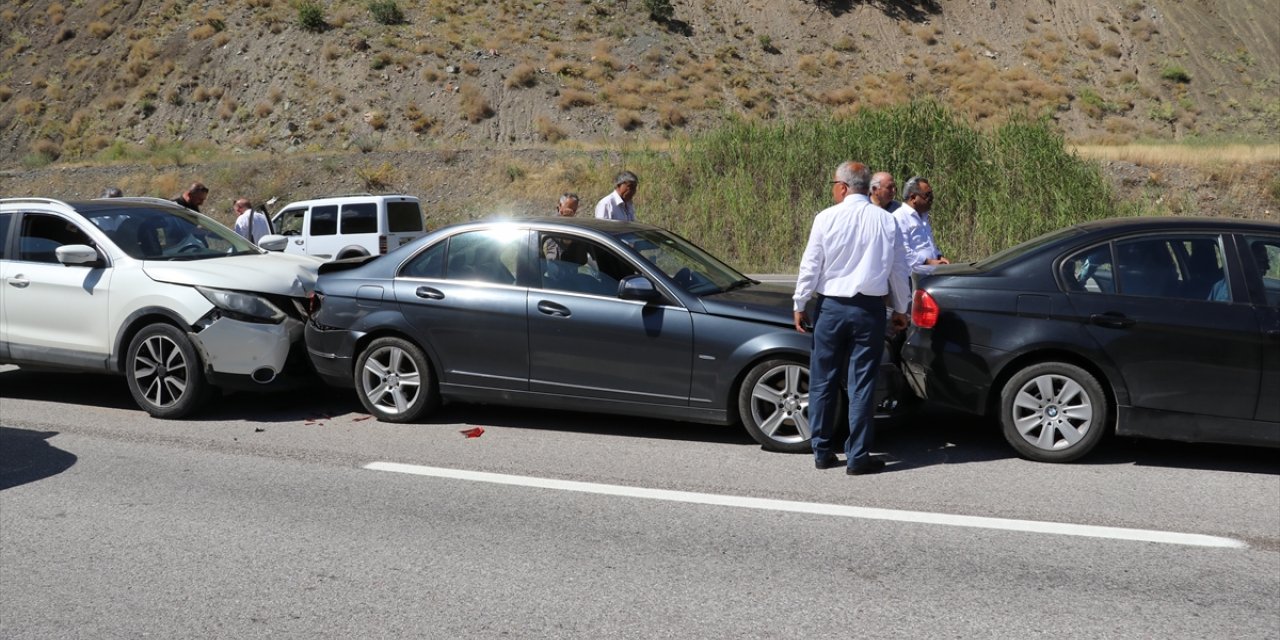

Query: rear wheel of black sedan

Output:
[355, 337, 439, 422]
[738, 359, 813, 453]
[998, 362, 1109, 463]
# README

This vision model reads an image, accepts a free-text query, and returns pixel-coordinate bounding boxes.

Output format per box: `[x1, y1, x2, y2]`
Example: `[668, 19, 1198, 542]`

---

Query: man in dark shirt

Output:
[174, 182, 209, 212]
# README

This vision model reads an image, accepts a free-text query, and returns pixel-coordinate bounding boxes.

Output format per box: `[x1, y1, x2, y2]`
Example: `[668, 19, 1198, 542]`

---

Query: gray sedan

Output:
[304, 217, 900, 452]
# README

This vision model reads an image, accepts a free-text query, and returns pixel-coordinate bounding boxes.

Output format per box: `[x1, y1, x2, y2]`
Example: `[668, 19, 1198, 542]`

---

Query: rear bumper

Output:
[304, 322, 361, 388]
[901, 329, 1003, 416]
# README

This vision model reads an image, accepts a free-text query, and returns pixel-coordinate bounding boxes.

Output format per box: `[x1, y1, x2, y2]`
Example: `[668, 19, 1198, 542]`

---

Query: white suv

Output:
[0, 197, 321, 418]
[264, 194, 425, 260]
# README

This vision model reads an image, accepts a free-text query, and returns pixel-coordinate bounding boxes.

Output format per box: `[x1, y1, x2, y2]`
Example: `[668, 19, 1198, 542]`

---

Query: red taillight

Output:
[378, 235, 388, 254]
[912, 289, 939, 328]
[307, 292, 323, 316]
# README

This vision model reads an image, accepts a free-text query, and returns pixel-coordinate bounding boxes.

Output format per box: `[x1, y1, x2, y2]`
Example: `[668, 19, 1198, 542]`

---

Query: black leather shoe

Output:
[815, 455, 842, 470]
[847, 458, 886, 475]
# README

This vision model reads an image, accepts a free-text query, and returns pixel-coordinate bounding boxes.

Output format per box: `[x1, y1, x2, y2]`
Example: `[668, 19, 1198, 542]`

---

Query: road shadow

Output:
[0, 426, 78, 490]
[0, 369, 137, 411]
[878, 403, 1280, 476]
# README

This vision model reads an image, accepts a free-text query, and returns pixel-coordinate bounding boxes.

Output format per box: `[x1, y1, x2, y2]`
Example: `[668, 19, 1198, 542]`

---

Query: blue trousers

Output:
[808, 294, 886, 467]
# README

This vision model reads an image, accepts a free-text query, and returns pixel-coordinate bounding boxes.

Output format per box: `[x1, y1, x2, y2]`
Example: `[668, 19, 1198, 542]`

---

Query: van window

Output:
[310, 205, 338, 236]
[340, 203, 377, 234]
[276, 208, 306, 236]
[387, 201, 424, 233]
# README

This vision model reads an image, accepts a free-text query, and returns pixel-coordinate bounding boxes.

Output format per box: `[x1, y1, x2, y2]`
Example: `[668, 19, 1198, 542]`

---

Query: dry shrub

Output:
[88, 21, 114, 39]
[30, 138, 62, 161]
[254, 101, 273, 118]
[505, 63, 537, 88]
[217, 96, 237, 120]
[0, 86, 11, 102]
[820, 87, 858, 106]
[191, 25, 216, 40]
[548, 59, 584, 77]
[657, 104, 685, 129]
[1078, 27, 1101, 49]
[53, 27, 75, 44]
[246, 0, 274, 8]
[422, 68, 441, 82]
[611, 93, 646, 111]
[1102, 42, 1122, 58]
[558, 89, 595, 110]
[85, 135, 113, 152]
[461, 62, 480, 76]
[322, 44, 340, 61]
[193, 86, 212, 102]
[356, 162, 398, 191]
[459, 84, 493, 123]
[797, 55, 820, 77]
[364, 110, 387, 130]
[102, 95, 125, 110]
[915, 26, 938, 46]
[47, 3, 65, 24]
[213, 32, 230, 46]
[535, 115, 567, 142]
[616, 110, 643, 131]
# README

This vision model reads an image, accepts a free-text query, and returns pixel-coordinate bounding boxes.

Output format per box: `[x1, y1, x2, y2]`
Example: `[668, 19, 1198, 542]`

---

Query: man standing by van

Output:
[174, 182, 208, 212]
[233, 198, 272, 244]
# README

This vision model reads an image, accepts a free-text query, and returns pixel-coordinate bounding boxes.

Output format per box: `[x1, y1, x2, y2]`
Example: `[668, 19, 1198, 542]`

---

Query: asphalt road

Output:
[1, 367, 1277, 639]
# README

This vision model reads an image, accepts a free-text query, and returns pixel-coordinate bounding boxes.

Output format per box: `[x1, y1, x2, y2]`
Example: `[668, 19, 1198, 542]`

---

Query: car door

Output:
[527, 231, 694, 405]
[1239, 233, 1280, 423]
[393, 228, 530, 391]
[305, 204, 339, 259]
[2, 211, 114, 369]
[1063, 233, 1262, 420]
[273, 207, 307, 256]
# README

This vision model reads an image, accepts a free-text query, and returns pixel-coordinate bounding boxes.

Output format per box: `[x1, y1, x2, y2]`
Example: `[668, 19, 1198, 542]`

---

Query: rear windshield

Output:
[974, 226, 1084, 269]
[387, 201, 423, 233]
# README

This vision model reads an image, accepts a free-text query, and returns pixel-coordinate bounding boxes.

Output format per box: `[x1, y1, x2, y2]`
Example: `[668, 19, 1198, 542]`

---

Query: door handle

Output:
[293, 239, 304, 245]
[1089, 313, 1134, 329]
[415, 286, 444, 300]
[8, 275, 29, 288]
[537, 300, 571, 318]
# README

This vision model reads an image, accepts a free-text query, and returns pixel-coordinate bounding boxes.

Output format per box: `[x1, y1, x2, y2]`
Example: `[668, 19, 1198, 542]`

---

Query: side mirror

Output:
[257, 234, 288, 251]
[618, 275, 662, 302]
[55, 244, 103, 267]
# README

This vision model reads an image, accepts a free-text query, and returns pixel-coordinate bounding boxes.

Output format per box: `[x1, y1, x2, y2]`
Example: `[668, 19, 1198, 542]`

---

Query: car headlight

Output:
[196, 286, 285, 323]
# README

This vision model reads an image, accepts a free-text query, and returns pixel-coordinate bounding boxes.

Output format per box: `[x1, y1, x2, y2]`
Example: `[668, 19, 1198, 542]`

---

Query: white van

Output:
[264, 194, 425, 260]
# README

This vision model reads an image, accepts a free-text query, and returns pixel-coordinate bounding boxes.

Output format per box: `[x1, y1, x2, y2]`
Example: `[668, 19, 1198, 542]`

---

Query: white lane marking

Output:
[365, 462, 1246, 549]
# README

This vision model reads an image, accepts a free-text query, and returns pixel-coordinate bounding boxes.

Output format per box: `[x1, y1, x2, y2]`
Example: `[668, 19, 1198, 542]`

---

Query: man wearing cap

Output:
[594, 171, 638, 221]
[174, 182, 209, 212]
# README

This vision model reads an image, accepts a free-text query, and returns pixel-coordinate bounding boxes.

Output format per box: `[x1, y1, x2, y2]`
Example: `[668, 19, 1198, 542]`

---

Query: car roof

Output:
[1072, 216, 1280, 234]
[439, 216, 661, 234]
[279, 194, 419, 207]
[0, 197, 186, 214]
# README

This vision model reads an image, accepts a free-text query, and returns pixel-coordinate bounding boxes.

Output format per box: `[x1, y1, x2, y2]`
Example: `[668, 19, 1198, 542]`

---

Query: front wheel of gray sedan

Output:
[738, 359, 813, 453]
[998, 361, 1109, 463]
[355, 337, 439, 423]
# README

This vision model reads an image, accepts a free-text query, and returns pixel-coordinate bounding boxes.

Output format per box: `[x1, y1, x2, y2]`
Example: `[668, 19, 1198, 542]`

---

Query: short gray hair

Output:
[870, 172, 893, 190]
[101, 187, 123, 198]
[615, 170, 639, 186]
[835, 161, 871, 194]
[559, 192, 579, 206]
[903, 176, 930, 200]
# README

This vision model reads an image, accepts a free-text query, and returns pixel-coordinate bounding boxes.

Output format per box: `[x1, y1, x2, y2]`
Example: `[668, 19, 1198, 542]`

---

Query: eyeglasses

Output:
[830, 181, 849, 187]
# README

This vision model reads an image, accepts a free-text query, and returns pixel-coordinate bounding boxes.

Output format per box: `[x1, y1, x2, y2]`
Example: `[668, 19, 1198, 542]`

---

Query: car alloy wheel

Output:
[999, 361, 1109, 462]
[355, 337, 438, 422]
[738, 359, 812, 453]
[125, 323, 211, 419]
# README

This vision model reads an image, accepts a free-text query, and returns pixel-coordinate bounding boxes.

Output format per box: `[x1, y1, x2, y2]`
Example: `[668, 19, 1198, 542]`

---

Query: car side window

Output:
[340, 203, 377, 234]
[538, 232, 638, 297]
[276, 208, 305, 236]
[1062, 244, 1114, 294]
[444, 230, 521, 285]
[310, 205, 338, 236]
[1115, 235, 1226, 301]
[0, 212, 12, 260]
[17, 213, 94, 264]
[401, 240, 445, 279]
[1243, 235, 1280, 308]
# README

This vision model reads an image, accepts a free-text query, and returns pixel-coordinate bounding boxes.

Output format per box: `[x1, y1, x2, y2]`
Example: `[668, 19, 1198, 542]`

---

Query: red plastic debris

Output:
[460, 427, 485, 438]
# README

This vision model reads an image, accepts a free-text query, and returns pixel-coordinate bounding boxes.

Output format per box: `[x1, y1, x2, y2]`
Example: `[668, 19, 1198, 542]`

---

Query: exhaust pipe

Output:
[251, 367, 277, 384]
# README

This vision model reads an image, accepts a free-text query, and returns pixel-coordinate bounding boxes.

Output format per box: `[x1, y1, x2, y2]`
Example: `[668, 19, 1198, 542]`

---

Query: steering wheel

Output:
[177, 243, 204, 254]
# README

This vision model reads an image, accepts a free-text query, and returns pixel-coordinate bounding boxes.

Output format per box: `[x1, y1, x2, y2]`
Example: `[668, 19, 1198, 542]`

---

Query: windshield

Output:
[613, 228, 749, 295]
[84, 205, 259, 260]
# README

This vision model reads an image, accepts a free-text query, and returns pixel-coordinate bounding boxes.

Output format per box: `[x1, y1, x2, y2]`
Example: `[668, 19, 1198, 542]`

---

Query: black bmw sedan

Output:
[304, 217, 901, 452]
[902, 216, 1280, 462]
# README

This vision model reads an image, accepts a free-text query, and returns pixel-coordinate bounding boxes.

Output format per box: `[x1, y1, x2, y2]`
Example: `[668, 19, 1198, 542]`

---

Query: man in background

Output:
[894, 176, 950, 275]
[594, 171, 638, 221]
[233, 198, 272, 244]
[870, 171, 901, 213]
[556, 192, 580, 217]
[174, 182, 208, 212]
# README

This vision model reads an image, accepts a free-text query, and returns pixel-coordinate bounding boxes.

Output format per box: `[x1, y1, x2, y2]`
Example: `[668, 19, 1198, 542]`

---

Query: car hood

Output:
[143, 253, 321, 297]
[698, 283, 795, 326]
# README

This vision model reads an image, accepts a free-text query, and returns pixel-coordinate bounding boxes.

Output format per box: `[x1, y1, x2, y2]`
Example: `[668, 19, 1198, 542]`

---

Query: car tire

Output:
[125, 323, 212, 419]
[738, 358, 813, 453]
[354, 337, 439, 423]
[998, 361, 1109, 462]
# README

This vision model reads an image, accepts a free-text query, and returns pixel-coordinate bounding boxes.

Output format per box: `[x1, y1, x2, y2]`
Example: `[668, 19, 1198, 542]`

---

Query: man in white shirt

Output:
[793, 161, 911, 476]
[232, 198, 272, 245]
[594, 171, 638, 221]
[870, 171, 901, 213]
[893, 176, 950, 275]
